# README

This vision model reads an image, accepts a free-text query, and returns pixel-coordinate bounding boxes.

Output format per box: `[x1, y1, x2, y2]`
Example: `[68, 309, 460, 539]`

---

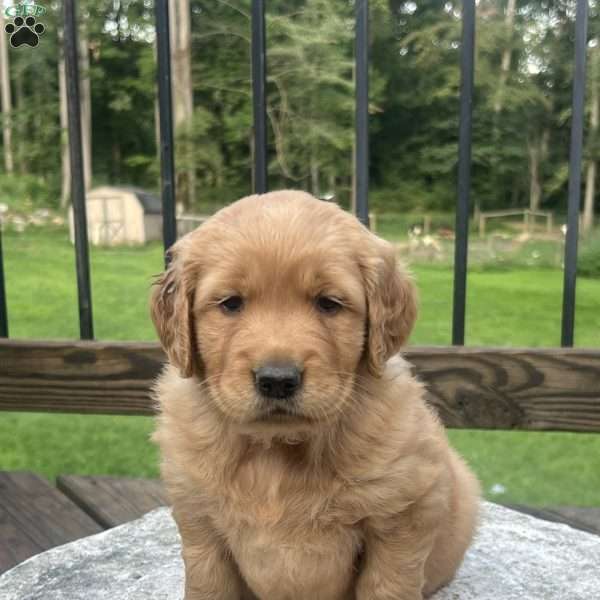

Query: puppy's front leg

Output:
[174, 509, 244, 600]
[355, 517, 434, 600]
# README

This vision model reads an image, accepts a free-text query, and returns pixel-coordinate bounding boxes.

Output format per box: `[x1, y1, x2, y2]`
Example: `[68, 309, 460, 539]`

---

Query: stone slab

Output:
[1, 502, 599, 599]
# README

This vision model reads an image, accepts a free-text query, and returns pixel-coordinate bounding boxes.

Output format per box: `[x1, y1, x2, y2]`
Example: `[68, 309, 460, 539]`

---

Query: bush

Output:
[578, 235, 600, 278]
[0, 173, 58, 211]
[370, 179, 455, 212]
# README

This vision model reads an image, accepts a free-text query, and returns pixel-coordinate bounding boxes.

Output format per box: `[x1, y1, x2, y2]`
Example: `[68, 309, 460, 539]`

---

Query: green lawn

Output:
[1, 226, 599, 506]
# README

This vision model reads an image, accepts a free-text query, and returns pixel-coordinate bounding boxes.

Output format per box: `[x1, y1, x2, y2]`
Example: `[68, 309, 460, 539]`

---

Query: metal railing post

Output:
[561, 0, 589, 347]
[452, 0, 476, 346]
[251, 0, 268, 194]
[355, 0, 370, 227]
[155, 0, 177, 264]
[64, 0, 94, 339]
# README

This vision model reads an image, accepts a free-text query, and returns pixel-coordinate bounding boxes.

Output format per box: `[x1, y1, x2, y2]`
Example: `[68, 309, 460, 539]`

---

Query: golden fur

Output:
[151, 190, 480, 600]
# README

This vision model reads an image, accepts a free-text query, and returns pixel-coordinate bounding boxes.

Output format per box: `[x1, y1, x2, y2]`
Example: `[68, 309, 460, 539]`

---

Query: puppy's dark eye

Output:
[220, 295, 244, 313]
[316, 296, 343, 314]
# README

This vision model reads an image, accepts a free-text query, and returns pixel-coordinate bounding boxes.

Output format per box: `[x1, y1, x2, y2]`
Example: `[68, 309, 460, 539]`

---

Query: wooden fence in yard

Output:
[0, 0, 598, 432]
[477, 209, 554, 237]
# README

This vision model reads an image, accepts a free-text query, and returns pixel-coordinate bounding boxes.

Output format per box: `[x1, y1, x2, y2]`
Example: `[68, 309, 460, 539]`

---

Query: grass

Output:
[1, 225, 599, 506]
[2, 226, 162, 340]
[413, 265, 600, 348]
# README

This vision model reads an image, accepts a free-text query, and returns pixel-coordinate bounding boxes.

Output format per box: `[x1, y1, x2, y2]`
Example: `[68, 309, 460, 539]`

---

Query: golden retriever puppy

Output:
[151, 190, 480, 600]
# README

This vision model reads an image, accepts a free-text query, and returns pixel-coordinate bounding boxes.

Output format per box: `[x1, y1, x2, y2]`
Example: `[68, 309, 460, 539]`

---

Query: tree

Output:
[58, 28, 69, 207]
[583, 39, 599, 235]
[0, 0, 597, 223]
[58, 10, 93, 207]
[265, 0, 356, 195]
[493, 0, 517, 116]
[0, 12, 13, 174]
[80, 16, 92, 191]
[170, 0, 195, 208]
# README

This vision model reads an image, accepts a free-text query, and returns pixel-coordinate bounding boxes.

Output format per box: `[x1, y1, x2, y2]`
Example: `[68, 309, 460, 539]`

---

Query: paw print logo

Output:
[5, 16, 45, 48]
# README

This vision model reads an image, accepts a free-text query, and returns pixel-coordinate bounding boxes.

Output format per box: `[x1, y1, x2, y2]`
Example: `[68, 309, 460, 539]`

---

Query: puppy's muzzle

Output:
[254, 363, 303, 400]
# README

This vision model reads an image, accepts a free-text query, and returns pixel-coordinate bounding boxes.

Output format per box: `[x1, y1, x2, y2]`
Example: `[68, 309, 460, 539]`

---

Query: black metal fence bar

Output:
[64, 0, 93, 340]
[452, 0, 476, 346]
[251, 0, 268, 194]
[561, 0, 589, 347]
[0, 228, 7, 337]
[155, 0, 177, 262]
[355, 0, 369, 227]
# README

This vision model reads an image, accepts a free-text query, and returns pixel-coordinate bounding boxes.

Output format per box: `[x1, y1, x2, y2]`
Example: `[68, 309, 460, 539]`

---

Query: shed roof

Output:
[121, 187, 162, 215]
[87, 186, 162, 215]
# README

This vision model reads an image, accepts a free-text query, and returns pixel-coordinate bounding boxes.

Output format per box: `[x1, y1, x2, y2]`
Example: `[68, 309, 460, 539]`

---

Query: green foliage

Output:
[578, 235, 600, 278]
[0, 174, 57, 209]
[87, 0, 157, 188]
[377, 175, 457, 212]
[0, 0, 598, 223]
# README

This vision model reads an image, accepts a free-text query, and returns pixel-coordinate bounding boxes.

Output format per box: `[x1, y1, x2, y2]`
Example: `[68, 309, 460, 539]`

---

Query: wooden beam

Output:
[0, 340, 599, 432]
[407, 346, 600, 431]
[0, 340, 163, 416]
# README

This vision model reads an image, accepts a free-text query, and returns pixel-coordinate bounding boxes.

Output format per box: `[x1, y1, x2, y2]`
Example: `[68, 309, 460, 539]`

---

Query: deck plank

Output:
[0, 472, 103, 574]
[56, 475, 168, 528]
[56, 475, 600, 537]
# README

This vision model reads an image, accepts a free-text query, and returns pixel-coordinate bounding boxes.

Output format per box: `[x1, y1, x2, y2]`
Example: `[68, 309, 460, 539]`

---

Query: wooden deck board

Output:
[56, 475, 168, 528]
[0, 472, 103, 575]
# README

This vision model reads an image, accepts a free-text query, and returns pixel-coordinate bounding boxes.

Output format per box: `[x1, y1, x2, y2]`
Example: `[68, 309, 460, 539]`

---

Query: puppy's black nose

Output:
[254, 363, 302, 400]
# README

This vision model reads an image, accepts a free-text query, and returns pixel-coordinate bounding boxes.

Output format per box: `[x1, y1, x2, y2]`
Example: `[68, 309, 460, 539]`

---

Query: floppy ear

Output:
[150, 248, 198, 378]
[361, 237, 418, 377]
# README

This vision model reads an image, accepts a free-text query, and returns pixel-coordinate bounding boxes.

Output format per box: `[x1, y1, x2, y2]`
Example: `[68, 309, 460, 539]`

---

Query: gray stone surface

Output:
[1, 502, 598, 599]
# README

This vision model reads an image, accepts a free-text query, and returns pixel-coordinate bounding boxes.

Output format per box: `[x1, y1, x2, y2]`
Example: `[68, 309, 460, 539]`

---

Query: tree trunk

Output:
[583, 44, 599, 236]
[59, 32, 70, 208]
[493, 0, 517, 116]
[351, 63, 357, 215]
[328, 172, 335, 200]
[310, 156, 320, 198]
[14, 67, 26, 174]
[528, 139, 541, 212]
[59, 20, 92, 207]
[169, 0, 195, 208]
[0, 12, 14, 174]
[153, 40, 162, 173]
[489, 0, 517, 212]
[250, 128, 255, 194]
[584, 160, 596, 234]
[528, 129, 548, 212]
[154, 96, 161, 162]
[112, 142, 121, 181]
[351, 138, 357, 215]
[80, 19, 92, 190]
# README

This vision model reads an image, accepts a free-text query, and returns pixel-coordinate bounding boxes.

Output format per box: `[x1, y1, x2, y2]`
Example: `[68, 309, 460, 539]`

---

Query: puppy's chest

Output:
[215, 451, 352, 528]
[213, 455, 362, 599]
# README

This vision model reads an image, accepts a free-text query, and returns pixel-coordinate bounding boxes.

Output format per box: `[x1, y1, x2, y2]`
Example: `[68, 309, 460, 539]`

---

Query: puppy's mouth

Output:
[257, 404, 311, 423]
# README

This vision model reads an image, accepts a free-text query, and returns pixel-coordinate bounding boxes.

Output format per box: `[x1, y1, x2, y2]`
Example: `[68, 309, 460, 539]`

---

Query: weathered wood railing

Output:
[1, 339, 599, 433]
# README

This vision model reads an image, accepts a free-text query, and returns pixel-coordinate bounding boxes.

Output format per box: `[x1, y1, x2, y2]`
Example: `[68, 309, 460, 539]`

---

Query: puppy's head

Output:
[151, 191, 416, 432]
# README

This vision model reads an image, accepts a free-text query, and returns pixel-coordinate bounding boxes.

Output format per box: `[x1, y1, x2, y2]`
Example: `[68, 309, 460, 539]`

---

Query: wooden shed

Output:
[69, 186, 162, 246]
